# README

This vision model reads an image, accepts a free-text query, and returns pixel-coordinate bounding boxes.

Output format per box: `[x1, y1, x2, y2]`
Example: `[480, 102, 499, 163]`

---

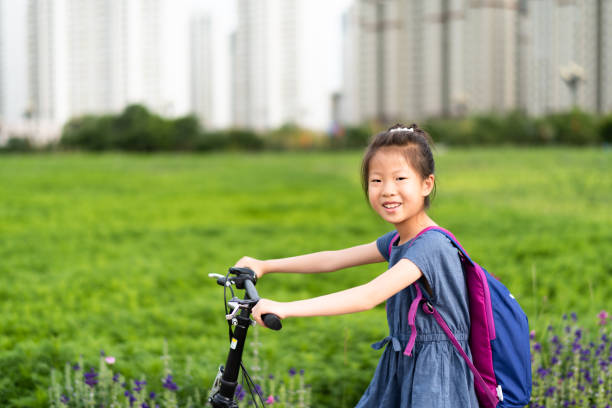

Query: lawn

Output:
[0, 148, 610, 407]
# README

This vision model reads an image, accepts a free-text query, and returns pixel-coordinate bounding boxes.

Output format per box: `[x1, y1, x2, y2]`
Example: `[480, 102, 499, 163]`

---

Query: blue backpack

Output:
[388, 227, 532, 407]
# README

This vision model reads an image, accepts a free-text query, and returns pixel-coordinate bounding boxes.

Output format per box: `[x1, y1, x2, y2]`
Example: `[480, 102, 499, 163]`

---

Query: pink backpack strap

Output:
[386, 230, 431, 356]
[429, 306, 499, 407]
[403, 284, 423, 356]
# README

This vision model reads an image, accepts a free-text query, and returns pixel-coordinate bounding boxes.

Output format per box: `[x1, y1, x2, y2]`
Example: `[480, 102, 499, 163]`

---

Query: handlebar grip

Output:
[262, 314, 282, 330]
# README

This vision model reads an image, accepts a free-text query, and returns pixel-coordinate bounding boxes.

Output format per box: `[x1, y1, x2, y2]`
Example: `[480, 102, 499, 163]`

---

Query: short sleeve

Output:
[395, 230, 463, 302]
[376, 230, 398, 262]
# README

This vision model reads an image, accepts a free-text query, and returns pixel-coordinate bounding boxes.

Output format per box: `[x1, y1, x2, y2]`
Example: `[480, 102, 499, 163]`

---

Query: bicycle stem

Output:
[209, 267, 282, 407]
[210, 306, 252, 408]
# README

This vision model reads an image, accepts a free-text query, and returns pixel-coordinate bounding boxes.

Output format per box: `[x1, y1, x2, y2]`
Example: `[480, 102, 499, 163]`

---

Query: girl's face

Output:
[367, 147, 434, 227]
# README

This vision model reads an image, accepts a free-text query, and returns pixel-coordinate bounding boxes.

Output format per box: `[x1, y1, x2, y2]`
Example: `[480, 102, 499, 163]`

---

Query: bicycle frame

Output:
[208, 267, 281, 408]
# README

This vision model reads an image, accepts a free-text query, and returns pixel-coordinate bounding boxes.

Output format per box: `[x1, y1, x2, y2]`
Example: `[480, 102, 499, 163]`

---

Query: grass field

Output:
[0, 148, 610, 407]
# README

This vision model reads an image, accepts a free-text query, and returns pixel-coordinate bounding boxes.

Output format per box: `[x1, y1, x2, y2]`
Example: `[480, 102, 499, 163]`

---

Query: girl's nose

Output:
[382, 181, 396, 196]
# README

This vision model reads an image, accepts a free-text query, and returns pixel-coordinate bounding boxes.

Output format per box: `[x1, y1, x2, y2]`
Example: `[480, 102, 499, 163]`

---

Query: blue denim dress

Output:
[355, 230, 479, 408]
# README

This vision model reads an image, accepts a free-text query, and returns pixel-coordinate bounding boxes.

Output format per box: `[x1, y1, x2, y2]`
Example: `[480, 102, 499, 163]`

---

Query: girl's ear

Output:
[421, 174, 435, 196]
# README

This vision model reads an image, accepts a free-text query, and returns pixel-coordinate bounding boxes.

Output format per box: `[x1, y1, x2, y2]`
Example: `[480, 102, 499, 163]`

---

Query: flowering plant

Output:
[48, 331, 311, 408]
[48, 343, 195, 408]
[528, 311, 611, 408]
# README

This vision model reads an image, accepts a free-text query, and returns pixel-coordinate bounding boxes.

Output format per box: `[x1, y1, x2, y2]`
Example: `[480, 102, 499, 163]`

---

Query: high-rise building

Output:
[341, 0, 611, 125]
[27, 0, 69, 139]
[26, 0, 189, 140]
[524, 0, 612, 114]
[232, 0, 298, 130]
[232, 0, 334, 131]
[190, 14, 213, 129]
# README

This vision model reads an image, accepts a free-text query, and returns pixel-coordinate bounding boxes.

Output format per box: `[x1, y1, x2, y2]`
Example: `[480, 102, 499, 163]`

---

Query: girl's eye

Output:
[396, 177, 407, 181]
[370, 179, 381, 183]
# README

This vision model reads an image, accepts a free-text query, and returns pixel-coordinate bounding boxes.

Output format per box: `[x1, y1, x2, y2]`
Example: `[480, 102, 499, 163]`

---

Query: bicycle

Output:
[207, 267, 282, 408]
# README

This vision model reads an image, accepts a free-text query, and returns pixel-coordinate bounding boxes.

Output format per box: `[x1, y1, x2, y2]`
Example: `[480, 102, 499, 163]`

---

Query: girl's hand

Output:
[233, 256, 267, 279]
[252, 298, 286, 328]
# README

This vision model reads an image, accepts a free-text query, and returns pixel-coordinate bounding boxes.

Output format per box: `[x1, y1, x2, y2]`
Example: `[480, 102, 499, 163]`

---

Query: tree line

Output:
[2, 104, 611, 152]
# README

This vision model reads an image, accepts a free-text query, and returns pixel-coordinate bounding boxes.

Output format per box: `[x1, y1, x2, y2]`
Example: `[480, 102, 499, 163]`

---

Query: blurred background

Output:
[0, 1, 611, 407]
[1, 0, 611, 146]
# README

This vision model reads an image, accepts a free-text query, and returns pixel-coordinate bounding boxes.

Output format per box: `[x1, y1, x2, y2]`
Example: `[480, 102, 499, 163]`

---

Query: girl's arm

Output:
[251, 258, 422, 327]
[234, 241, 385, 278]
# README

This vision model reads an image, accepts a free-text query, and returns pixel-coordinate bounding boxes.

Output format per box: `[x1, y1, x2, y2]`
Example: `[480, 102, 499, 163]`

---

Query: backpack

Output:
[388, 226, 532, 408]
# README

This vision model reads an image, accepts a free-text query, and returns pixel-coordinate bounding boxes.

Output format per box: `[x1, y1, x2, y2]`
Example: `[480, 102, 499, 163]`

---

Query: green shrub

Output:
[0, 136, 35, 152]
[423, 117, 474, 145]
[195, 129, 264, 152]
[542, 109, 600, 145]
[168, 115, 202, 151]
[60, 114, 114, 151]
[329, 124, 372, 149]
[598, 113, 612, 144]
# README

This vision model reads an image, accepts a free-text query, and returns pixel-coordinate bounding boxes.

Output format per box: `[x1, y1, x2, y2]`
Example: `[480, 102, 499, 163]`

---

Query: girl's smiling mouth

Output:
[383, 202, 401, 209]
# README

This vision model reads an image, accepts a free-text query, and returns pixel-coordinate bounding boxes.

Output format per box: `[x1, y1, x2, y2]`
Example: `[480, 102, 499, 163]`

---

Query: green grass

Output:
[0, 148, 610, 407]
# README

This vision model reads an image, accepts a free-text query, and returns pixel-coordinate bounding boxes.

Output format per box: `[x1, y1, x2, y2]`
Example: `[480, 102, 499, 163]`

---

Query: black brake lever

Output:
[228, 267, 257, 289]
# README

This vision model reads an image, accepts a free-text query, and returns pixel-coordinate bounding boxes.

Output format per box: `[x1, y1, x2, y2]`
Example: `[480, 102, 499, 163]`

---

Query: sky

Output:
[1, 0, 353, 129]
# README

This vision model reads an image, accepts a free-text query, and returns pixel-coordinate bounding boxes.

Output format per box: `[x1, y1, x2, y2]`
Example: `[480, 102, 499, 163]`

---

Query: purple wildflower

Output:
[580, 349, 591, 362]
[162, 374, 178, 391]
[112, 373, 120, 383]
[141, 404, 149, 408]
[84, 368, 99, 388]
[530, 330, 536, 340]
[124, 390, 137, 406]
[235, 384, 246, 401]
[583, 369, 592, 383]
[537, 366, 549, 379]
[571, 312, 577, 322]
[254, 384, 263, 396]
[544, 386, 556, 397]
[134, 379, 147, 392]
[149, 391, 156, 399]
[289, 367, 297, 377]
[72, 363, 81, 371]
[60, 394, 69, 404]
[533, 343, 542, 352]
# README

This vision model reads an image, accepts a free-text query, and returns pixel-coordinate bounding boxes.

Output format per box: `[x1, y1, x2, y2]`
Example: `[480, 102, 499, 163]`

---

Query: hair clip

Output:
[389, 127, 414, 133]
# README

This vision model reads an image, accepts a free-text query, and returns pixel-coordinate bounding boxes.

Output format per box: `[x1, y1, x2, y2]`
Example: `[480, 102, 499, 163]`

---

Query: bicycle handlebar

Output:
[213, 267, 282, 331]
[243, 279, 283, 330]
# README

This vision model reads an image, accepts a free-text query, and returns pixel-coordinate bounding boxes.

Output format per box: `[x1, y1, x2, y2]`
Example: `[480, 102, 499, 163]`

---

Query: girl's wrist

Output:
[259, 260, 271, 277]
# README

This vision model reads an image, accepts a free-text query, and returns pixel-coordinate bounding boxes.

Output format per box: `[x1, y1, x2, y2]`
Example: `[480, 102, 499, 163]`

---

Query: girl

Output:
[234, 124, 478, 407]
